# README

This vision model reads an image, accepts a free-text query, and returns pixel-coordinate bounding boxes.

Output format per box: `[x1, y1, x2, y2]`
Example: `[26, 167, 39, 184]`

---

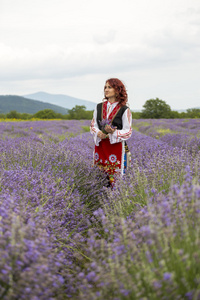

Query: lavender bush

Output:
[74, 173, 200, 299]
[0, 119, 200, 299]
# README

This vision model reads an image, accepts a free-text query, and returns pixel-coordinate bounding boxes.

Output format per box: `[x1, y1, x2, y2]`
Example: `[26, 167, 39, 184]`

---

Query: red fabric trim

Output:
[102, 101, 121, 122]
[118, 128, 132, 139]
[90, 118, 96, 133]
[127, 108, 131, 123]
[102, 101, 107, 120]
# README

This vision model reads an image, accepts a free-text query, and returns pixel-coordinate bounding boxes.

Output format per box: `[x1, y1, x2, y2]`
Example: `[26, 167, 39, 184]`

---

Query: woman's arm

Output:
[90, 105, 105, 146]
[109, 108, 132, 144]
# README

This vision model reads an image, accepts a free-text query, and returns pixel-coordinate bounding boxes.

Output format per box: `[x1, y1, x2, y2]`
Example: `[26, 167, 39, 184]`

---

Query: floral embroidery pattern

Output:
[94, 152, 99, 161]
[94, 134, 122, 186]
[96, 159, 119, 183]
[109, 154, 117, 163]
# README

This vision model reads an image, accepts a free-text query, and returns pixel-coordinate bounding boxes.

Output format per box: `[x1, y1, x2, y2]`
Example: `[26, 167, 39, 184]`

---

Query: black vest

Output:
[96, 102, 128, 130]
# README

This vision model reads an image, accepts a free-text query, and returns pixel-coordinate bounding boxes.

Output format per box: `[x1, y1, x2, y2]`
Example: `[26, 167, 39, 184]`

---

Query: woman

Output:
[90, 78, 132, 185]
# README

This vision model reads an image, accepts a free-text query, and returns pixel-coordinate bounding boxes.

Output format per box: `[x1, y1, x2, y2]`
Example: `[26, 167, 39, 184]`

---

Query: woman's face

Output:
[104, 81, 116, 99]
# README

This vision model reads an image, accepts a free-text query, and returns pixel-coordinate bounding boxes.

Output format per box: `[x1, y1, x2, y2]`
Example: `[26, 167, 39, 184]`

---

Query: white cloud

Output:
[1, 21, 199, 81]
[93, 30, 116, 45]
[0, 0, 200, 110]
[0, 41, 173, 80]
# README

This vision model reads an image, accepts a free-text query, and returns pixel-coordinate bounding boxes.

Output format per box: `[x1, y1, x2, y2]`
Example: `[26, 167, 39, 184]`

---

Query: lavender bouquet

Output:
[99, 119, 115, 134]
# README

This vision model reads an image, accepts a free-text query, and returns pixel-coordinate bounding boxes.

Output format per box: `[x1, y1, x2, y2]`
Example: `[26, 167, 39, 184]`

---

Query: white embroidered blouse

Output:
[90, 101, 132, 146]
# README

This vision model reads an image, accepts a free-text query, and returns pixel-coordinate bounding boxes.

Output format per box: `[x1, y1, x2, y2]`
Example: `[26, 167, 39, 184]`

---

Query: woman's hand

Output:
[105, 125, 117, 134]
[97, 131, 107, 139]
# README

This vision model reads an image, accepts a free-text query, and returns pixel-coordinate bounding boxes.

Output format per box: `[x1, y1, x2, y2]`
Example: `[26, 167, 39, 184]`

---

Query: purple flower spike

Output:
[99, 118, 114, 133]
[163, 272, 172, 281]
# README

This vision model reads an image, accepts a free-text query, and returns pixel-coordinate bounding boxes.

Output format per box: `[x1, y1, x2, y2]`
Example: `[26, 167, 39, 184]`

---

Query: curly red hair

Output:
[104, 78, 128, 106]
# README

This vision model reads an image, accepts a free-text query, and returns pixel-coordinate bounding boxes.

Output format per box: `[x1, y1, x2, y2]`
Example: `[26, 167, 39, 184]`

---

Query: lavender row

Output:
[75, 173, 200, 300]
[133, 119, 200, 136]
[0, 126, 104, 299]
[133, 119, 200, 155]
[0, 120, 90, 142]
[67, 126, 200, 298]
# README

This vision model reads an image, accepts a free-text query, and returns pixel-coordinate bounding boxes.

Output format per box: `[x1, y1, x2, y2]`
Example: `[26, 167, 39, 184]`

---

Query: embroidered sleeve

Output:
[109, 108, 132, 144]
[90, 105, 101, 146]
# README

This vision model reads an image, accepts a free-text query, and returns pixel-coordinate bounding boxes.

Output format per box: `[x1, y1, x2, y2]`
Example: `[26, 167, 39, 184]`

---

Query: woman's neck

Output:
[108, 97, 116, 103]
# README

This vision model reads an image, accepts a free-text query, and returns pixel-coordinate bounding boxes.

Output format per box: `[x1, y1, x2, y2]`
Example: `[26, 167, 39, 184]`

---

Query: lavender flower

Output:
[99, 118, 115, 133]
[163, 272, 172, 281]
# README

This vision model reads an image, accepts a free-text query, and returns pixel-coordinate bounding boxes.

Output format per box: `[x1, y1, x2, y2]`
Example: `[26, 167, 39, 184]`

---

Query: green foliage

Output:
[20, 113, 32, 120]
[0, 113, 6, 119]
[132, 111, 142, 119]
[81, 126, 90, 132]
[6, 110, 22, 119]
[33, 109, 63, 119]
[169, 110, 181, 119]
[83, 110, 93, 119]
[1, 105, 200, 121]
[0, 107, 93, 120]
[67, 105, 93, 120]
[186, 108, 200, 118]
[141, 98, 172, 119]
[179, 112, 188, 118]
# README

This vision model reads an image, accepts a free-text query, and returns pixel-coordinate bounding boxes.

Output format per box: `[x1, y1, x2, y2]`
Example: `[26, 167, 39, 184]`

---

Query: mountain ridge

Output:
[24, 91, 97, 110]
[0, 95, 69, 114]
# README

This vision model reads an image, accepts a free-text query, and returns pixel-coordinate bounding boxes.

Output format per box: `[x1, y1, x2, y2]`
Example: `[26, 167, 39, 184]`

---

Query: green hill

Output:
[0, 95, 68, 114]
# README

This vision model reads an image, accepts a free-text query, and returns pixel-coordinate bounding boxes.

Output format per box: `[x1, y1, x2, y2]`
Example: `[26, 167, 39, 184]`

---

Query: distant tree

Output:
[169, 110, 181, 119]
[186, 108, 200, 118]
[68, 105, 88, 119]
[179, 111, 187, 118]
[83, 110, 93, 119]
[6, 110, 21, 119]
[141, 98, 172, 119]
[0, 113, 6, 119]
[20, 113, 32, 120]
[132, 111, 142, 119]
[33, 109, 59, 119]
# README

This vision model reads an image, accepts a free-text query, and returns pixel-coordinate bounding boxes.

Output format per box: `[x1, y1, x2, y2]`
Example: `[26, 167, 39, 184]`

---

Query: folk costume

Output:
[90, 100, 132, 185]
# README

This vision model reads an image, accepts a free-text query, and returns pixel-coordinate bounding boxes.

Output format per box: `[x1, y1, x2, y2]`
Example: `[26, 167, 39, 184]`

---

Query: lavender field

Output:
[0, 119, 200, 300]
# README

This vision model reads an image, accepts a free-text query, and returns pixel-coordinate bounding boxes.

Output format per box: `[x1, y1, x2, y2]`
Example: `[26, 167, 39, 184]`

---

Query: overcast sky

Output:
[0, 0, 200, 110]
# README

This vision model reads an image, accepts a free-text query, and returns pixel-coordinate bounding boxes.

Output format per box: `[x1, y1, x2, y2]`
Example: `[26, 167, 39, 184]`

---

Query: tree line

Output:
[0, 105, 93, 120]
[132, 98, 200, 119]
[0, 99, 200, 120]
